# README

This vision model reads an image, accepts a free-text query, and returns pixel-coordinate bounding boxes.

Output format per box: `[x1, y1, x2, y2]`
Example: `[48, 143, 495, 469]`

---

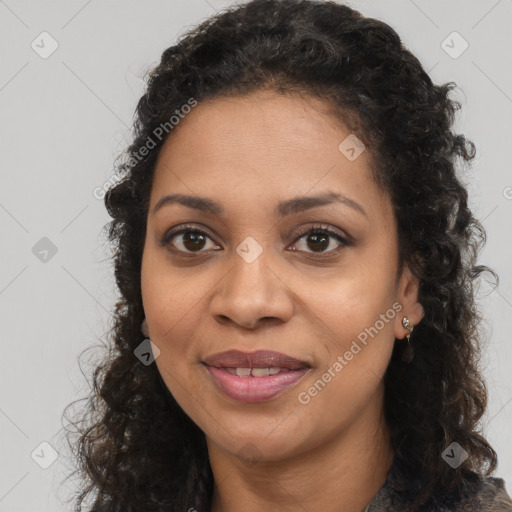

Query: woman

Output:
[63, 0, 512, 510]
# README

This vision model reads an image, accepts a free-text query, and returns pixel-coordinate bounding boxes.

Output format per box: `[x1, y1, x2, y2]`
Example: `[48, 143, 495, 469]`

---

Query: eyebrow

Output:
[152, 191, 367, 218]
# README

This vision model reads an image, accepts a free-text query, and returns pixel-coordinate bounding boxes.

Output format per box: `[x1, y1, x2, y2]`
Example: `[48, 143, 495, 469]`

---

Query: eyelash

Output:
[161, 223, 351, 258]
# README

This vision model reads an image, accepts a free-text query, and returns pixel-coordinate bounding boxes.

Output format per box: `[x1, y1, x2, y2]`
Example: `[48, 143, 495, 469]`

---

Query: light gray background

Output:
[1, 1, 511, 510]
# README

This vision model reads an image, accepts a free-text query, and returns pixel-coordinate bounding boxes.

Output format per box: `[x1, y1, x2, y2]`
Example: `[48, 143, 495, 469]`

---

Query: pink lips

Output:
[202, 349, 311, 403]
[203, 349, 310, 370]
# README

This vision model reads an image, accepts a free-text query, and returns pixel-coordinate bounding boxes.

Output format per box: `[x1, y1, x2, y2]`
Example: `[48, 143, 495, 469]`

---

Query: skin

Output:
[140, 89, 424, 512]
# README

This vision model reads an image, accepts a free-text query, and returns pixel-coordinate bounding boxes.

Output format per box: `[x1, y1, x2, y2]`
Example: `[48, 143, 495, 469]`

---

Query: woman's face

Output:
[141, 89, 423, 462]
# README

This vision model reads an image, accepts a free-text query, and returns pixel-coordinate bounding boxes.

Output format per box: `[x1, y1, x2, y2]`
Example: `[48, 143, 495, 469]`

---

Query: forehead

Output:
[157, 90, 352, 165]
[150, 90, 391, 222]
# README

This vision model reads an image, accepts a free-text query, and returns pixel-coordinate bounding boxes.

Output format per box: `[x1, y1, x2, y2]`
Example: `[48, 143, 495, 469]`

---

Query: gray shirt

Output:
[362, 463, 512, 511]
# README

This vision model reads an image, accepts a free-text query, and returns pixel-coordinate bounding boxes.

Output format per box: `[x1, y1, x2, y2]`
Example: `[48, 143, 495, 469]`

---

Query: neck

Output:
[208, 384, 395, 512]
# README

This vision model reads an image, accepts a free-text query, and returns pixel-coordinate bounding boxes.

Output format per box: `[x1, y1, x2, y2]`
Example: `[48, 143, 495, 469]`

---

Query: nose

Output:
[209, 247, 294, 330]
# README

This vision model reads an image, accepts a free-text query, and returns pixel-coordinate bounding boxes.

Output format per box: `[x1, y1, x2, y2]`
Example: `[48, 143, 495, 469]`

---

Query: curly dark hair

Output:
[61, 0, 501, 510]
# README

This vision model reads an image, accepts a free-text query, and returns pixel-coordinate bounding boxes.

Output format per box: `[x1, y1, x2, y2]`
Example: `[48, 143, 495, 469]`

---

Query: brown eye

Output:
[289, 226, 349, 256]
[161, 223, 350, 258]
[181, 231, 207, 252]
[304, 232, 330, 252]
[162, 226, 221, 254]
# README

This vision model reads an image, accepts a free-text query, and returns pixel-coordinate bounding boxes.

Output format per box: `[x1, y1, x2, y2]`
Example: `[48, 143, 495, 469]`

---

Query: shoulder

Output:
[452, 473, 512, 512]
[368, 469, 512, 512]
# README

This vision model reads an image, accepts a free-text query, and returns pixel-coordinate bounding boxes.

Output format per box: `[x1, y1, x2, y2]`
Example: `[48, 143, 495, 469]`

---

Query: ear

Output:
[141, 317, 150, 338]
[394, 263, 424, 340]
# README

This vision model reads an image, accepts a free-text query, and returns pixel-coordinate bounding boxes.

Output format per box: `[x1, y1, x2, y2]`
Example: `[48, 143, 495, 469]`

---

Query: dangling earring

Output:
[141, 318, 150, 338]
[401, 317, 414, 363]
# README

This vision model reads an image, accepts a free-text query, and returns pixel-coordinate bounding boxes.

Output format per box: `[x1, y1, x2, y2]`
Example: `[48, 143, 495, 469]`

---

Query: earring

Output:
[141, 318, 150, 338]
[401, 316, 414, 363]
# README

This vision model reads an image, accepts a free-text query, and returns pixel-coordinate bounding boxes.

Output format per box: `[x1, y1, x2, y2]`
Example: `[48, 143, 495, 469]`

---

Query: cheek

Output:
[141, 256, 211, 343]
[294, 272, 398, 405]
[295, 295, 397, 435]
[141, 271, 208, 405]
[293, 264, 398, 337]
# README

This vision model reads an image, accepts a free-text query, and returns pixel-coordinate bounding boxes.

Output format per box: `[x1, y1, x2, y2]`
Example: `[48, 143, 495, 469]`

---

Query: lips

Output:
[202, 349, 311, 371]
[202, 349, 312, 403]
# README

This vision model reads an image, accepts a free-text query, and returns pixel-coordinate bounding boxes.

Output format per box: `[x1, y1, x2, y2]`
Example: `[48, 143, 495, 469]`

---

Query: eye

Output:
[289, 224, 350, 257]
[161, 224, 221, 255]
[161, 223, 350, 257]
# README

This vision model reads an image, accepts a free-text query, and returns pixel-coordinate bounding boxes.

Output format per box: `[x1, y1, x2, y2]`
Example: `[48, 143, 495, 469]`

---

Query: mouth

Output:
[202, 349, 312, 402]
[215, 367, 300, 377]
[202, 349, 311, 371]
